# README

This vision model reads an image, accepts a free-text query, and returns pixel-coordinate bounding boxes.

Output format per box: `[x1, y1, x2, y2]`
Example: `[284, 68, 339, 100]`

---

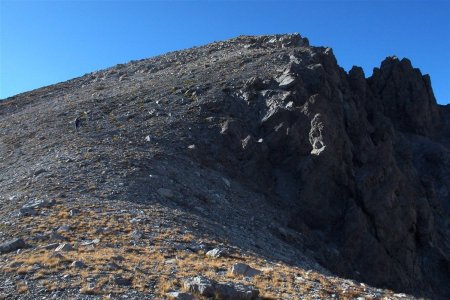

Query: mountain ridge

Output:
[1, 33, 449, 299]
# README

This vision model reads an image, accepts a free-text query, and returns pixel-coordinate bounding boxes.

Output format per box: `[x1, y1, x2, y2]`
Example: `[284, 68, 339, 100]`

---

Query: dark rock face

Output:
[182, 37, 450, 297]
[369, 56, 442, 135]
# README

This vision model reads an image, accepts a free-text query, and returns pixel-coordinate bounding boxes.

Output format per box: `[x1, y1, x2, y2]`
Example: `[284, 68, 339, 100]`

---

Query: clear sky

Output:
[1, 0, 449, 104]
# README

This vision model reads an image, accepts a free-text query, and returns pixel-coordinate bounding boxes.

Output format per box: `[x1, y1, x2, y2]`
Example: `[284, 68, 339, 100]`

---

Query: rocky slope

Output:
[0, 33, 449, 299]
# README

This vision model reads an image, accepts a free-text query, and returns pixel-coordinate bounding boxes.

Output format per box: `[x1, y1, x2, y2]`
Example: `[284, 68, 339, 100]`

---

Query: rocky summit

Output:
[0, 33, 449, 299]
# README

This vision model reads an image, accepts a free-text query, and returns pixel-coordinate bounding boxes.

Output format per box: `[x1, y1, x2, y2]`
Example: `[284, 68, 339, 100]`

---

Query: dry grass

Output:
[16, 282, 28, 294]
[0, 202, 402, 299]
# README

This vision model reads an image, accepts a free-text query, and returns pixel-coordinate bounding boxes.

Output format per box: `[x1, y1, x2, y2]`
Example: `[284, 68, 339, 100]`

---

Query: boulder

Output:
[230, 263, 262, 278]
[206, 247, 227, 258]
[183, 276, 215, 297]
[183, 276, 259, 300]
[0, 238, 27, 254]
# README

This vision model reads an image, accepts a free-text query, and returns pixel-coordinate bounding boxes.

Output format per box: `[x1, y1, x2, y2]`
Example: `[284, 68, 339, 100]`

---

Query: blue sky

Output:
[1, 0, 449, 104]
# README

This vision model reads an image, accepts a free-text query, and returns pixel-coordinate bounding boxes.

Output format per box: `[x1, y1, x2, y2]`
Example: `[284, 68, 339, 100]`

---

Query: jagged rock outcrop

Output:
[176, 35, 450, 297]
[1, 33, 448, 299]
